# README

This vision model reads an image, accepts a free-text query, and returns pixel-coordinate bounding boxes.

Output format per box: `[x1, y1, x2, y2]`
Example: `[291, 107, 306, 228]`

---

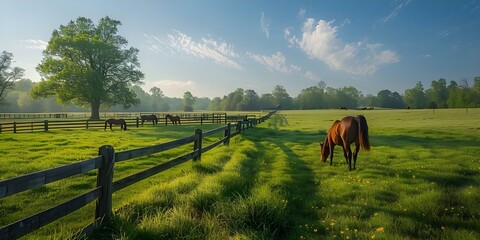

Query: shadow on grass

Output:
[242, 127, 321, 239]
[371, 133, 478, 149]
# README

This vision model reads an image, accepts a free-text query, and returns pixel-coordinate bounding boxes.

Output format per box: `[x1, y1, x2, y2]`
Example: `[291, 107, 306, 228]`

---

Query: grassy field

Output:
[1, 109, 479, 239]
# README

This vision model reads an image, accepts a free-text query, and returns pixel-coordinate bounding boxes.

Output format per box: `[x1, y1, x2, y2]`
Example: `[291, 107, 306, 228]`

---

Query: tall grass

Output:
[1, 109, 479, 239]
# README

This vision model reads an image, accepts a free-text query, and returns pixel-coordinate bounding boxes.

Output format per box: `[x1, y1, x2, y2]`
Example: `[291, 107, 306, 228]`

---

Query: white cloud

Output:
[21, 39, 47, 50]
[155, 79, 195, 87]
[142, 79, 195, 98]
[248, 51, 301, 74]
[293, 18, 399, 75]
[304, 70, 318, 80]
[260, 12, 271, 39]
[145, 31, 242, 70]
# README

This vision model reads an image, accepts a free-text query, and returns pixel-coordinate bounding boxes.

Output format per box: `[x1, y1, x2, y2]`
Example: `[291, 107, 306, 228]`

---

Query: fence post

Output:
[236, 121, 242, 134]
[44, 120, 48, 132]
[0, 123, 2, 133]
[96, 145, 115, 223]
[86, 120, 89, 129]
[13, 122, 16, 133]
[194, 129, 202, 161]
[136, 117, 139, 128]
[224, 123, 231, 145]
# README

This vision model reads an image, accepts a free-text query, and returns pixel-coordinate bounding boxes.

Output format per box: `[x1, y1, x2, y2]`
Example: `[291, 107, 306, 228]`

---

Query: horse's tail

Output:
[356, 115, 370, 151]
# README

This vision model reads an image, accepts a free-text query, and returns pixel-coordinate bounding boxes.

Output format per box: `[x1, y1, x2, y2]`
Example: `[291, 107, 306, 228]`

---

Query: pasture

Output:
[1, 109, 479, 239]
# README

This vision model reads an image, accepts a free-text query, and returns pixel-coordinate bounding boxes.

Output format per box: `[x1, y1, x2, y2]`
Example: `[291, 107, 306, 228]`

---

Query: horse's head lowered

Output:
[320, 141, 330, 162]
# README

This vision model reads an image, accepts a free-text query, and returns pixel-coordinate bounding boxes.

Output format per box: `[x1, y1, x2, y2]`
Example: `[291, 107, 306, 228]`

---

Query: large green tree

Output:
[377, 89, 404, 108]
[425, 78, 448, 108]
[272, 85, 293, 109]
[239, 89, 260, 110]
[149, 87, 164, 111]
[183, 91, 195, 112]
[31, 16, 144, 119]
[0, 51, 25, 105]
[296, 86, 325, 109]
[403, 81, 427, 109]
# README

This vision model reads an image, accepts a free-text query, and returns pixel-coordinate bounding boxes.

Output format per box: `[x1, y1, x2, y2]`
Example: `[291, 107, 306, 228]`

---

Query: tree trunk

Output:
[90, 101, 101, 120]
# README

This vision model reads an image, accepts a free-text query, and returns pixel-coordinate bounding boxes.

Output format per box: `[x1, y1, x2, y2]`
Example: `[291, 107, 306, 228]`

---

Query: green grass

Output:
[1, 109, 480, 239]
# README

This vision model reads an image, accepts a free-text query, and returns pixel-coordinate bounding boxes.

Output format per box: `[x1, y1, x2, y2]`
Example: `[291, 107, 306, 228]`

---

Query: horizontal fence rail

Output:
[0, 111, 276, 240]
[0, 112, 263, 134]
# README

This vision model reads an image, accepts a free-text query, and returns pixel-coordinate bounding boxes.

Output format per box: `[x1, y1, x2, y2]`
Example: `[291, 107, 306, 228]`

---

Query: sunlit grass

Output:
[1, 109, 480, 239]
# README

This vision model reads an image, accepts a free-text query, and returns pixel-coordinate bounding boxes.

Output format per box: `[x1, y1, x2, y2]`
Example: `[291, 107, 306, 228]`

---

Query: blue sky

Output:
[1, 0, 479, 98]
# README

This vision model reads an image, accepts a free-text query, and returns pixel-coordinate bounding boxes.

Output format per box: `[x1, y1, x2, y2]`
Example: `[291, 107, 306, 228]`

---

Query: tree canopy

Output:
[183, 91, 195, 112]
[0, 51, 25, 105]
[31, 16, 144, 119]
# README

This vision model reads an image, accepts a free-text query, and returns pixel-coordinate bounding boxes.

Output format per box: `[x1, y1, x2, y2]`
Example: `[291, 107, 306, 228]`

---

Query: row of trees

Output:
[207, 78, 480, 111]
[0, 79, 210, 113]
[1, 16, 479, 117]
[2, 76, 480, 113]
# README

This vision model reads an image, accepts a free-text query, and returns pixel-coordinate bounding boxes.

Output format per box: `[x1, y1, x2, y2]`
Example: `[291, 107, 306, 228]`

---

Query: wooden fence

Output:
[0, 111, 276, 240]
[0, 112, 259, 120]
[0, 113, 259, 134]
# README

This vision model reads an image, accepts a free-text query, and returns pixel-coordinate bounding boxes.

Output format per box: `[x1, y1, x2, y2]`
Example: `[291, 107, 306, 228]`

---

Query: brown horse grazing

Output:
[166, 114, 181, 125]
[141, 114, 158, 126]
[104, 118, 127, 131]
[320, 115, 370, 170]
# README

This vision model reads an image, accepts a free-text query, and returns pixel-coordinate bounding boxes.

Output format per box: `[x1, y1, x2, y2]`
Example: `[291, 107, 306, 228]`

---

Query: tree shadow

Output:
[242, 127, 321, 239]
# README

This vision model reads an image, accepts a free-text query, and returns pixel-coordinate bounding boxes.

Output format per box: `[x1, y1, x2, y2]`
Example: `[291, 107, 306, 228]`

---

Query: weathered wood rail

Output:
[0, 111, 276, 239]
[0, 112, 259, 134]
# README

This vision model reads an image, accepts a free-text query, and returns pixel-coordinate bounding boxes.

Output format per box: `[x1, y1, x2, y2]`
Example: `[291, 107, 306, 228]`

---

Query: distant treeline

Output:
[1, 77, 479, 113]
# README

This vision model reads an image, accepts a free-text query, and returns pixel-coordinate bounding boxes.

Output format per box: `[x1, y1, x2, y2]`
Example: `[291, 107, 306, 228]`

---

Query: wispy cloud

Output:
[21, 39, 47, 50]
[304, 70, 318, 81]
[248, 51, 301, 74]
[291, 18, 399, 75]
[260, 12, 271, 39]
[382, 0, 413, 23]
[284, 27, 296, 47]
[462, 0, 479, 11]
[299, 8, 306, 18]
[144, 31, 242, 70]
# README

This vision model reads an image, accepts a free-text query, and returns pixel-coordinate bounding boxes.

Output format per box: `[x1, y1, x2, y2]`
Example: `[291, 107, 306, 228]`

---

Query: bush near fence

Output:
[0, 113, 261, 134]
[0, 111, 276, 240]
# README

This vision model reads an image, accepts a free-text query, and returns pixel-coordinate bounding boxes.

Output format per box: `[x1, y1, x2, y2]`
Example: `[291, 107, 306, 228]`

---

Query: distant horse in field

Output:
[166, 114, 181, 125]
[320, 115, 370, 170]
[141, 114, 158, 126]
[339, 106, 348, 110]
[104, 118, 127, 131]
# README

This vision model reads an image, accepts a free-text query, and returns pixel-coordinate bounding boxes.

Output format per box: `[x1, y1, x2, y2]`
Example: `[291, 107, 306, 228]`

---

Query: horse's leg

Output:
[353, 141, 360, 170]
[343, 144, 352, 170]
[342, 146, 349, 164]
[348, 147, 353, 170]
[110, 124, 113, 131]
[329, 145, 335, 166]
